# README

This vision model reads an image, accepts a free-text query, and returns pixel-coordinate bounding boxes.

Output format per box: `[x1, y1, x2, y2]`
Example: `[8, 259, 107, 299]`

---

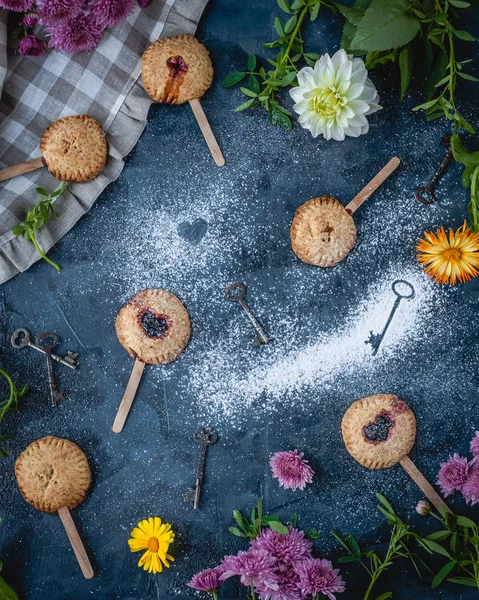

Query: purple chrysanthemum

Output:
[252, 527, 312, 571]
[188, 566, 225, 593]
[89, 0, 136, 28]
[47, 14, 104, 53]
[270, 450, 314, 491]
[437, 453, 469, 497]
[220, 549, 278, 589]
[415, 500, 431, 517]
[36, 0, 83, 25]
[17, 34, 45, 56]
[21, 10, 39, 27]
[470, 432, 479, 457]
[0, 0, 32, 11]
[294, 558, 345, 600]
[256, 568, 303, 600]
[462, 460, 479, 505]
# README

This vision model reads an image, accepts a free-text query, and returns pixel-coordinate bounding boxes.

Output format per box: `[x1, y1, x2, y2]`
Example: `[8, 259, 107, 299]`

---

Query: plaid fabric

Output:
[0, 0, 208, 285]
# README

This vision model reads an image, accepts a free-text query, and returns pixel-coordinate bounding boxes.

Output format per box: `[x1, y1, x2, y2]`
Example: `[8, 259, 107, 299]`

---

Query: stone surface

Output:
[0, 1, 479, 599]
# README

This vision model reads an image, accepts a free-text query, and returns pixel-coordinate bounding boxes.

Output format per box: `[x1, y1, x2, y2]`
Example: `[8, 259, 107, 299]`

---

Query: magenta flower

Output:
[89, 0, 136, 28]
[252, 527, 312, 571]
[270, 450, 314, 491]
[17, 34, 45, 56]
[0, 0, 32, 11]
[294, 558, 345, 600]
[21, 10, 39, 27]
[437, 453, 469, 497]
[36, 0, 83, 25]
[47, 14, 104, 53]
[188, 566, 225, 594]
[256, 568, 303, 600]
[220, 549, 278, 590]
[462, 460, 479, 505]
[415, 500, 431, 517]
[470, 432, 479, 457]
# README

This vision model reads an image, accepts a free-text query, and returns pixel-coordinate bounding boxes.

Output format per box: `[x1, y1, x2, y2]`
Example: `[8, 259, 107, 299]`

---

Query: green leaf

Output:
[222, 72, 246, 88]
[399, 44, 412, 99]
[23, 229, 31, 242]
[452, 29, 476, 41]
[421, 539, 451, 558]
[432, 561, 455, 589]
[270, 105, 292, 129]
[274, 16, 285, 37]
[277, 0, 291, 13]
[305, 529, 321, 540]
[376, 493, 394, 514]
[228, 526, 247, 537]
[234, 99, 255, 112]
[35, 187, 49, 196]
[449, 0, 470, 5]
[233, 509, 245, 529]
[12, 225, 25, 236]
[334, 3, 365, 25]
[257, 498, 263, 521]
[412, 98, 439, 111]
[310, 2, 321, 20]
[338, 556, 360, 563]
[375, 593, 392, 600]
[455, 515, 477, 529]
[249, 74, 261, 93]
[425, 51, 448, 98]
[447, 576, 478, 586]
[280, 71, 297, 86]
[425, 530, 451, 542]
[240, 87, 258, 98]
[346, 533, 361, 559]
[458, 72, 479, 82]
[289, 513, 298, 527]
[247, 55, 257, 71]
[284, 14, 298, 34]
[0, 576, 19, 600]
[268, 521, 289, 534]
[350, 0, 421, 52]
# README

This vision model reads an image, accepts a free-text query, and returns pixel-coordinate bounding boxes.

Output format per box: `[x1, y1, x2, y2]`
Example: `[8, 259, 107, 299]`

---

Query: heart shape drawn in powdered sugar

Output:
[177, 218, 208, 246]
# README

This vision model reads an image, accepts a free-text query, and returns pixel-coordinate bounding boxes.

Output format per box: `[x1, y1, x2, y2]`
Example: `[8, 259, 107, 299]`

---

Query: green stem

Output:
[279, 4, 309, 69]
[249, 581, 256, 600]
[29, 229, 61, 272]
[212, 592, 218, 600]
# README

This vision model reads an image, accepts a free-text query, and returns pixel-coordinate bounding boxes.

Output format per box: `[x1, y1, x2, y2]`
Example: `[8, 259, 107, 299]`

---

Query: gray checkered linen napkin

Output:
[0, 0, 208, 285]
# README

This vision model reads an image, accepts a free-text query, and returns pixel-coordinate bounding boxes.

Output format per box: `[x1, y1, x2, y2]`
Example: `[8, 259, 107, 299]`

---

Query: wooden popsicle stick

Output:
[0, 156, 44, 183]
[400, 455, 452, 515]
[58, 506, 94, 579]
[112, 359, 146, 433]
[189, 98, 225, 167]
[345, 157, 401, 215]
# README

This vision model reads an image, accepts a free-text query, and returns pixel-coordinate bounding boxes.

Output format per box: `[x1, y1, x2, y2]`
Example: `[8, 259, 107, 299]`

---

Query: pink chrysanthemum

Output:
[270, 450, 314, 491]
[462, 460, 479, 505]
[47, 14, 104, 53]
[437, 453, 469, 497]
[21, 10, 39, 27]
[415, 500, 431, 517]
[89, 0, 136, 28]
[36, 0, 83, 25]
[17, 34, 45, 56]
[252, 527, 312, 571]
[220, 549, 278, 589]
[294, 558, 345, 600]
[256, 568, 303, 600]
[188, 566, 225, 593]
[470, 432, 479, 457]
[0, 0, 32, 11]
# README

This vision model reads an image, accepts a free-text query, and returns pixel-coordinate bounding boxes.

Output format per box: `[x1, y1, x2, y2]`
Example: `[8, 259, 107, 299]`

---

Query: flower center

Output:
[313, 89, 342, 117]
[147, 537, 159, 552]
[444, 248, 462, 261]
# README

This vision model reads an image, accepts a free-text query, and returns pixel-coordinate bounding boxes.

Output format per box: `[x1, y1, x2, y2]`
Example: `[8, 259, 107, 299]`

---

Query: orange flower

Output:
[417, 221, 479, 285]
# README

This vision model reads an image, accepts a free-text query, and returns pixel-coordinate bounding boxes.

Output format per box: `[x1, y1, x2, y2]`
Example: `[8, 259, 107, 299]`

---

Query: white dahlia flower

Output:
[289, 49, 381, 141]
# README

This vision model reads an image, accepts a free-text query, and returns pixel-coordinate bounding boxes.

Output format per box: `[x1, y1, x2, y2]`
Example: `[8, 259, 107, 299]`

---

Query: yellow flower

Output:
[417, 220, 479, 285]
[128, 517, 174, 574]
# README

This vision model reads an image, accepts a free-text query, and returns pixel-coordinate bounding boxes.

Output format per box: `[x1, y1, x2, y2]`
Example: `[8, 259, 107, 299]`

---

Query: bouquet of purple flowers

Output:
[2, 0, 152, 56]
[188, 499, 345, 600]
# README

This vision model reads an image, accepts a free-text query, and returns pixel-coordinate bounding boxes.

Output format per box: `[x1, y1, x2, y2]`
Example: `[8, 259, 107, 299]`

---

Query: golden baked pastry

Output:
[290, 196, 357, 267]
[142, 34, 213, 104]
[39, 114, 107, 182]
[15, 436, 91, 514]
[116, 289, 190, 365]
[341, 394, 416, 469]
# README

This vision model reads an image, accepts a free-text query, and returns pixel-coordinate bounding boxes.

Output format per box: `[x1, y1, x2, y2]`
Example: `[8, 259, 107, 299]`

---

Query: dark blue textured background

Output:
[1, 1, 479, 598]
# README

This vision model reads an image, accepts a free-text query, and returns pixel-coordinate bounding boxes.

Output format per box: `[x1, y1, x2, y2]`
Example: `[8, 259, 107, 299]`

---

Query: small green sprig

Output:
[12, 181, 68, 272]
[332, 494, 430, 600]
[222, 0, 335, 129]
[0, 369, 28, 458]
[229, 498, 290, 539]
[450, 134, 479, 232]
